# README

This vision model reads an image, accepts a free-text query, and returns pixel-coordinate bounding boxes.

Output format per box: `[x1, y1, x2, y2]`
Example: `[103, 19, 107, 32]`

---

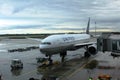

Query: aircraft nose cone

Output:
[39, 45, 46, 53]
[39, 46, 44, 52]
[40, 48, 43, 52]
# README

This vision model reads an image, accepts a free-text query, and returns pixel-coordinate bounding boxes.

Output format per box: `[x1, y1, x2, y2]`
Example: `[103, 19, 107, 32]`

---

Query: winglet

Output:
[86, 17, 90, 34]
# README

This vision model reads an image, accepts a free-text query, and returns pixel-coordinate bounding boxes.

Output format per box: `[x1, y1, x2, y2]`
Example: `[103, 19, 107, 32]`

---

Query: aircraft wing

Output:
[74, 42, 96, 48]
[26, 38, 43, 42]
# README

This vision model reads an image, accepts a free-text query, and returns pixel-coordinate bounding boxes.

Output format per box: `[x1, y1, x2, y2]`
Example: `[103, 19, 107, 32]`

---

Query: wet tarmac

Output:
[0, 39, 84, 80]
[0, 39, 43, 80]
[0, 39, 120, 80]
[60, 52, 120, 80]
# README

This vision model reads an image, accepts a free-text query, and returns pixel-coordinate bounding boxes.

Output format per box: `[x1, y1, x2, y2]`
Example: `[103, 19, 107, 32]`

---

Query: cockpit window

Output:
[41, 42, 51, 45]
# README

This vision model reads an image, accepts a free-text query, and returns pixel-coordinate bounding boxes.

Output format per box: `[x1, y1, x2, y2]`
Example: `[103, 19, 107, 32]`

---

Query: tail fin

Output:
[86, 17, 90, 34]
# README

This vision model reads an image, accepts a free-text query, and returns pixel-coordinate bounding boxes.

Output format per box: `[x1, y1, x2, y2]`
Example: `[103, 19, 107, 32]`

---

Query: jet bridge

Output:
[97, 32, 120, 57]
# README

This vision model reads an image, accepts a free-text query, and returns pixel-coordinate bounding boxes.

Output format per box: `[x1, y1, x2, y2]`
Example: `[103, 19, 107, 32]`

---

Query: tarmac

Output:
[0, 39, 86, 80]
[60, 52, 120, 80]
[0, 38, 120, 80]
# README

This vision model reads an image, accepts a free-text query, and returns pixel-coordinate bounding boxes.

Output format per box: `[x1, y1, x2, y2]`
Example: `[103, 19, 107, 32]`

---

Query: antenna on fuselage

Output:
[86, 17, 90, 34]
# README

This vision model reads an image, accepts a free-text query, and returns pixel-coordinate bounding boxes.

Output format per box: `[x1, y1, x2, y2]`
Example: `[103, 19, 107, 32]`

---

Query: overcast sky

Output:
[0, 0, 120, 34]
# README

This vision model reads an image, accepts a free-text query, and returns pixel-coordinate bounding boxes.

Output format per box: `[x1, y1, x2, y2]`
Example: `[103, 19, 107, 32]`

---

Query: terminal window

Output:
[112, 40, 120, 52]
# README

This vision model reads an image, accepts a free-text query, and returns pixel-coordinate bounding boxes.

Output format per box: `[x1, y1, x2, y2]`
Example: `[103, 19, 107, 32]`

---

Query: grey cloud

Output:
[45, 27, 110, 31]
[0, 0, 120, 33]
[0, 25, 51, 30]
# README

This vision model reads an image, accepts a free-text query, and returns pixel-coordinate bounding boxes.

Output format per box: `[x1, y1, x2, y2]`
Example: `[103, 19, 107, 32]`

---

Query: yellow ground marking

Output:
[66, 60, 92, 79]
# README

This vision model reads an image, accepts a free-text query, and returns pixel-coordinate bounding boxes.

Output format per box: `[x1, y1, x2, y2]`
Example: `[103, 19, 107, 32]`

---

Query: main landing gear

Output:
[84, 46, 91, 58]
[60, 51, 67, 62]
[84, 51, 90, 58]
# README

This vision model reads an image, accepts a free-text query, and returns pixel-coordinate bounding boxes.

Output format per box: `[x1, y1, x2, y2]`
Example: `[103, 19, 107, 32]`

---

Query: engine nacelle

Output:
[88, 44, 97, 55]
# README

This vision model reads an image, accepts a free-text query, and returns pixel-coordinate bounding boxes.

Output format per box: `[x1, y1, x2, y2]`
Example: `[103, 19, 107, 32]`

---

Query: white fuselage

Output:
[39, 34, 90, 55]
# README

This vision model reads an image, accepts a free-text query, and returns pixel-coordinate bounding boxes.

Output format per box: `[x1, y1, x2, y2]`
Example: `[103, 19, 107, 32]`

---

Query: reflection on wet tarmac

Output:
[41, 74, 58, 80]
[0, 39, 84, 80]
[0, 39, 120, 80]
[0, 39, 43, 80]
[11, 68, 23, 76]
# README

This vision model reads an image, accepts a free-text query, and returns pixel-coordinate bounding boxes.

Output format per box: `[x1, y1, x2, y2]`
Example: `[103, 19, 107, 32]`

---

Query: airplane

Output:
[39, 18, 97, 64]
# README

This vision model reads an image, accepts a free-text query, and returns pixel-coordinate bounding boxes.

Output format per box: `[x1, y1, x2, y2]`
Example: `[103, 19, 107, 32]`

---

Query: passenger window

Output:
[41, 42, 51, 45]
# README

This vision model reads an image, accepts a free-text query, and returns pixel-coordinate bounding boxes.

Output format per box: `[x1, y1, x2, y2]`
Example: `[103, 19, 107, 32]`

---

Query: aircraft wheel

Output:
[60, 51, 67, 62]
[45, 54, 48, 57]
[60, 51, 67, 57]
[84, 52, 90, 58]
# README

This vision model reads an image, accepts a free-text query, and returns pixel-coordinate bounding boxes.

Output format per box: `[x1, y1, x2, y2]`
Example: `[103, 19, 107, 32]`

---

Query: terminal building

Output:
[97, 32, 120, 57]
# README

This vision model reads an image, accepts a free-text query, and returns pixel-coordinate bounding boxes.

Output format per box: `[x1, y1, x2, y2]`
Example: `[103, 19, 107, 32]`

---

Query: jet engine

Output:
[84, 44, 97, 58]
[88, 44, 97, 55]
